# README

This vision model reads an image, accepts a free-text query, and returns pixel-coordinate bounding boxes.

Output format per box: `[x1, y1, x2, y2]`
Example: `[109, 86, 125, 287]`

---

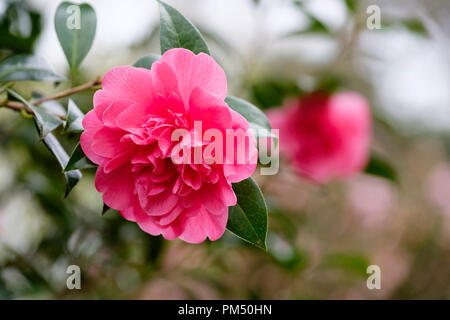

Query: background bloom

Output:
[267, 91, 371, 183]
[81, 48, 257, 243]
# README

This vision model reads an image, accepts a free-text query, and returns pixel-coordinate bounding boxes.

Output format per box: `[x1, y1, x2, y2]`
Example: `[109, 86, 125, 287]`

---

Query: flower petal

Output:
[179, 206, 228, 243]
[160, 48, 227, 107]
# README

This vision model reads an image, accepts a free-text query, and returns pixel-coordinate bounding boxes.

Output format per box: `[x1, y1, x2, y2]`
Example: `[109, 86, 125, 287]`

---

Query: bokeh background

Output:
[1, 0, 450, 299]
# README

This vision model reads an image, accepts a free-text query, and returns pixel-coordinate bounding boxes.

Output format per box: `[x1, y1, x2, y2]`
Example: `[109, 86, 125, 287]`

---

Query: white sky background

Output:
[26, 0, 450, 133]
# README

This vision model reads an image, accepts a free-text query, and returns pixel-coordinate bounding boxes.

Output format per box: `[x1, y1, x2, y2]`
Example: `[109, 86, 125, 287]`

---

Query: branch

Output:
[1, 76, 102, 118]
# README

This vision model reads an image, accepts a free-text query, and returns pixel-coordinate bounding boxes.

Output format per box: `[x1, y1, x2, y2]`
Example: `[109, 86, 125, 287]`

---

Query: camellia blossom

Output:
[81, 48, 257, 243]
[267, 91, 371, 183]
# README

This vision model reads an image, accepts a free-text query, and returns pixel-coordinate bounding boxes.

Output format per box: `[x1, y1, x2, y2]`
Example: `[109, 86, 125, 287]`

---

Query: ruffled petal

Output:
[160, 48, 227, 107]
[179, 206, 228, 243]
[101, 66, 154, 106]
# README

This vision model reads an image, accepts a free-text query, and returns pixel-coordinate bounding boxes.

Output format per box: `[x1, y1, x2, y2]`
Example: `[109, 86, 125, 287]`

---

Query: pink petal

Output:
[80, 110, 107, 165]
[179, 206, 228, 243]
[143, 189, 180, 216]
[102, 99, 134, 128]
[103, 149, 135, 173]
[134, 206, 183, 240]
[151, 61, 184, 114]
[160, 48, 227, 107]
[101, 66, 154, 106]
[91, 127, 126, 158]
[188, 87, 232, 132]
[95, 165, 135, 212]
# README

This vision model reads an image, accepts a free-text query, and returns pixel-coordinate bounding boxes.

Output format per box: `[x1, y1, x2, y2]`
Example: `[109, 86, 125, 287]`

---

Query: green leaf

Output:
[321, 253, 370, 277]
[225, 96, 274, 139]
[381, 20, 428, 36]
[0, 54, 65, 82]
[63, 99, 84, 133]
[32, 91, 66, 117]
[0, 84, 9, 106]
[364, 153, 397, 182]
[344, 0, 358, 14]
[133, 54, 160, 69]
[7, 89, 64, 139]
[403, 19, 427, 35]
[158, 0, 210, 55]
[54, 2, 97, 74]
[64, 143, 96, 171]
[250, 79, 302, 109]
[291, 3, 329, 35]
[42, 133, 82, 197]
[227, 177, 268, 250]
[102, 203, 111, 216]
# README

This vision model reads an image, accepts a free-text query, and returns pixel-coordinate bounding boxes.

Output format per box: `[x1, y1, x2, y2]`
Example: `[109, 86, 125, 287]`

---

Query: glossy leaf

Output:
[64, 143, 96, 172]
[7, 89, 64, 139]
[32, 91, 66, 117]
[42, 133, 82, 197]
[54, 2, 97, 74]
[225, 96, 274, 139]
[0, 54, 65, 82]
[227, 177, 268, 250]
[133, 54, 160, 69]
[158, 0, 210, 55]
[63, 99, 84, 133]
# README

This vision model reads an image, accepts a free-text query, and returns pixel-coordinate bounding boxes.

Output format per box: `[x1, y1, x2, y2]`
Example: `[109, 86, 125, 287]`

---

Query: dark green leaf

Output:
[250, 79, 301, 109]
[0, 54, 65, 82]
[133, 54, 160, 69]
[364, 153, 397, 182]
[0, 1, 42, 54]
[64, 143, 96, 171]
[316, 75, 342, 94]
[225, 96, 274, 139]
[158, 0, 210, 55]
[102, 203, 111, 216]
[227, 177, 268, 250]
[7, 89, 64, 138]
[54, 2, 97, 74]
[63, 99, 84, 133]
[42, 133, 82, 197]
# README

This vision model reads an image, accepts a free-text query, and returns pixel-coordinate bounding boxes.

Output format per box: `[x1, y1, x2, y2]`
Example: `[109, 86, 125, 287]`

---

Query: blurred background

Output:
[0, 0, 450, 299]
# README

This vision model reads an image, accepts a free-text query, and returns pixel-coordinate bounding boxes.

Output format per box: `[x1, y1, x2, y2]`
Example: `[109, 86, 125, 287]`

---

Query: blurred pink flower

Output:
[267, 91, 371, 183]
[347, 175, 395, 226]
[426, 163, 450, 216]
[81, 48, 257, 243]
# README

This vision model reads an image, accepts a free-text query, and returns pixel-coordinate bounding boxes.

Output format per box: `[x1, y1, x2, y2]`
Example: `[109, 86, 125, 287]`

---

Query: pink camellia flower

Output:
[81, 48, 257, 243]
[267, 91, 371, 183]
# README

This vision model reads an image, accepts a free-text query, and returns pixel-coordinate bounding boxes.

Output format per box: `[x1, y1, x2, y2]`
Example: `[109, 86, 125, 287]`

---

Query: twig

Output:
[1, 76, 102, 118]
